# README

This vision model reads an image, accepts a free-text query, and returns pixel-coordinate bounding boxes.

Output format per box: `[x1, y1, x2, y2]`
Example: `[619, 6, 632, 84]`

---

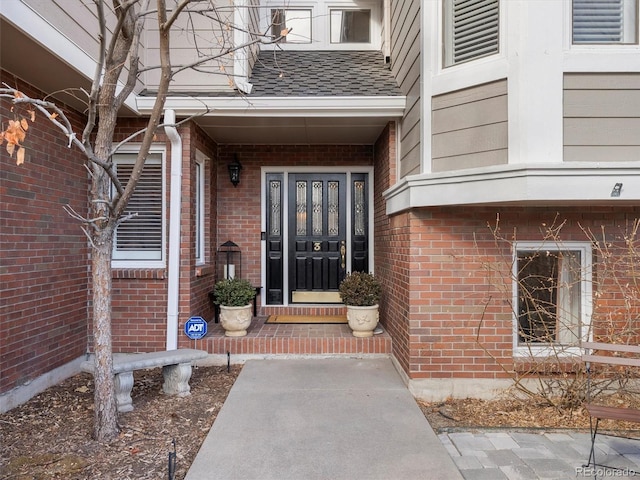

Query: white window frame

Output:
[260, 0, 382, 50]
[512, 241, 592, 357]
[270, 7, 314, 44]
[112, 146, 166, 268]
[329, 7, 372, 44]
[572, 0, 638, 45]
[195, 153, 206, 266]
[442, 0, 500, 68]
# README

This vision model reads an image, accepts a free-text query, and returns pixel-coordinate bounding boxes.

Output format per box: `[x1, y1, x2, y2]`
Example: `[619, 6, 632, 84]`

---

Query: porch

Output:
[203, 317, 392, 356]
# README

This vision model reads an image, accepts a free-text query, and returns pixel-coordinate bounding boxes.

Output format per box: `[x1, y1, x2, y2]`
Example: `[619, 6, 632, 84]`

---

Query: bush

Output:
[339, 271, 382, 306]
[213, 278, 256, 307]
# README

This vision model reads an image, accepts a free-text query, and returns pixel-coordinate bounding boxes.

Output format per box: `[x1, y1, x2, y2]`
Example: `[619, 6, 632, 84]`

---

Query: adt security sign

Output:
[184, 316, 207, 340]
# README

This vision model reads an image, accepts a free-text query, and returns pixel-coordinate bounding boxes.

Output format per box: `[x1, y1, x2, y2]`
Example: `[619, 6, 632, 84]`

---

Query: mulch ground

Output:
[1, 365, 240, 480]
[3, 365, 640, 479]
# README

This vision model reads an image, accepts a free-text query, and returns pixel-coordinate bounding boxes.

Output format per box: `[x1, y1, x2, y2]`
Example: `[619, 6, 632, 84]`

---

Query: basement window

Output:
[513, 242, 592, 356]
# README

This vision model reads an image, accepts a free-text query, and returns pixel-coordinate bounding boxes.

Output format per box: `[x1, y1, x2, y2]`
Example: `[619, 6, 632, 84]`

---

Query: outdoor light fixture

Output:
[611, 182, 623, 197]
[228, 155, 242, 187]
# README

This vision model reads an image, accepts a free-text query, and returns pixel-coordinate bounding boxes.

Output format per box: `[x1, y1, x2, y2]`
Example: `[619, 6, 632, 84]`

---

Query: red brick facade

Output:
[1, 71, 89, 393]
[4, 71, 640, 403]
[381, 206, 640, 381]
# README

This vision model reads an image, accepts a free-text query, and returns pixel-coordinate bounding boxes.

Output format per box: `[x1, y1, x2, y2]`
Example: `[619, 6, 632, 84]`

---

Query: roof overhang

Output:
[384, 163, 640, 214]
[137, 95, 405, 144]
[136, 95, 405, 117]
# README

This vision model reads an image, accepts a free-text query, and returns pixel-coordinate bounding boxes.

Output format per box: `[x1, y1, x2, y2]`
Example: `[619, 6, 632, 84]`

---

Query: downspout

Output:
[164, 109, 182, 351]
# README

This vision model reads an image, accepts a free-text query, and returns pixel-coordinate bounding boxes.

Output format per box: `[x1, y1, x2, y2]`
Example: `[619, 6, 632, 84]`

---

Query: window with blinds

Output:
[573, 0, 638, 44]
[443, 0, 499, 67]
[113, 153, 164, 261]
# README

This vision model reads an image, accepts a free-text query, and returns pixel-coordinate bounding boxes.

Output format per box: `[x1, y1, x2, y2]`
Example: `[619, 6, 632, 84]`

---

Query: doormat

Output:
[266, 315, 347, 324]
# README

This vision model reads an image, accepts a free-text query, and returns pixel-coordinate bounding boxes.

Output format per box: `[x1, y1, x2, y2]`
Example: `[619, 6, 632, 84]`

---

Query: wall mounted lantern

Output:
[228, 155, 242, 187]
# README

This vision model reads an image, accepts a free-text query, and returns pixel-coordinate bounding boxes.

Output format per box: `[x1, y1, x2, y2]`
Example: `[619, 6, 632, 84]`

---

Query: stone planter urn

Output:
[346, 305, 380, 337]
[339, 271, 382, 338]
[219, 304, 253, 337]
[213, 278, 256, 337]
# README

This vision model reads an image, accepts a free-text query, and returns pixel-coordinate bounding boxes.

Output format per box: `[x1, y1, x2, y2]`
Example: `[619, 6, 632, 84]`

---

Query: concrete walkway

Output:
[186, 358, 463, 480]
[186, 358, 640, 480]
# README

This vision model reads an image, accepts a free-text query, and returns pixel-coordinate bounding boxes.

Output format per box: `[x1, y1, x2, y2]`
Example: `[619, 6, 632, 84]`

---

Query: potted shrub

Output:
[213, 278, 256, 336]
[338, 271, 382, 337]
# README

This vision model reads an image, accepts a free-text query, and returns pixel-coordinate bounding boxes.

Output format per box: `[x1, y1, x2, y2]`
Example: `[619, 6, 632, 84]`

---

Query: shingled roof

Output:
[247, 50, 402, 97]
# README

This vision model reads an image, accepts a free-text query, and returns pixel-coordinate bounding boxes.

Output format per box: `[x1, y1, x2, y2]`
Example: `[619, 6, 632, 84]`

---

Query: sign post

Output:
[184, 316, 208, 340]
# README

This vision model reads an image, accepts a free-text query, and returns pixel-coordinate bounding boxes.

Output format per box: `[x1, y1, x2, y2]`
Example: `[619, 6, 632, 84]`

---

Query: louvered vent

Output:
[448, 0, 499, 66]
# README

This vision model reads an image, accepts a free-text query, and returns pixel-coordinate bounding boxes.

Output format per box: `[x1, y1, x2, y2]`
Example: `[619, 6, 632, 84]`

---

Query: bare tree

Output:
[474, 214, 640, 411]
[1, 0, 284, 442]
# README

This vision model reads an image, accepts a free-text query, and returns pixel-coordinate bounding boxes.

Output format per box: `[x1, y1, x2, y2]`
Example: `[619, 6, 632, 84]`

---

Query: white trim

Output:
[512, 241, 593, 358]
[383, 163, 640, 214]
[260, 0, 383, 50]
[136, 95, 406, 117]
[260, 166, 375, 307]
[195, 151, 207, 266]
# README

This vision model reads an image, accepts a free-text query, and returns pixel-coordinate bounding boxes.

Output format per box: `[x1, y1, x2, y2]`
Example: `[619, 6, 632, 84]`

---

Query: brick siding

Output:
[0, 71, 89, 393]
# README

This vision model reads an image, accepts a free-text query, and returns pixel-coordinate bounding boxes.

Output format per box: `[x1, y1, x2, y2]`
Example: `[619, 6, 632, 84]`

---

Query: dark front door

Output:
[264, 171, 370, 305]
[288, 173, 347, 303]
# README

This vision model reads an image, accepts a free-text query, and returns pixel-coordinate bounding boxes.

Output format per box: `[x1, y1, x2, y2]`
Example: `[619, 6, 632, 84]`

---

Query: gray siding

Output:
[22, 0, 103, 63]
[564, 73, 640, 162]
[390, 0, 421, 178]
[144, 4, 233, 92]
[431, 80, 508, 172]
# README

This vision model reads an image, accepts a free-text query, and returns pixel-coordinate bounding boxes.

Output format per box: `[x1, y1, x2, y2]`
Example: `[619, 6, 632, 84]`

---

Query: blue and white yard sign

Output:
[184, 316, 207, 340]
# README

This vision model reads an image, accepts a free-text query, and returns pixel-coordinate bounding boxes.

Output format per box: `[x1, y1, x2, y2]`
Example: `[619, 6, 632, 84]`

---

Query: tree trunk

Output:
[92, 227, 119, 442]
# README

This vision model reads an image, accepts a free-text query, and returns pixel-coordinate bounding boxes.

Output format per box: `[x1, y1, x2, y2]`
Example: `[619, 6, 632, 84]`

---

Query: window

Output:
[443, 0, 500, 67]
[330, 9, 371, 43]
[112, 152, 164, 262]
[262, 1, 381, 50]
[271, 9, 312, 43]
[573, 0, 638, 44]
[195, 157, 205, 265]
[513, 242, 592, 354]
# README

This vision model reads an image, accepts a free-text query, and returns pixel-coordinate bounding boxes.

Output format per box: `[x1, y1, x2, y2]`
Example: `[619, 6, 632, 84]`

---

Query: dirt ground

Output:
[1, 365, 240, 480]
[2, 365, 639, 479]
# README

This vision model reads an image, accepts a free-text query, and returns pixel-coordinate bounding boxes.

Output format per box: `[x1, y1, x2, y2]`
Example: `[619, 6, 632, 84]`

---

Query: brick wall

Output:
[108, 121, 219, 352]
[216, 144, 375, 311]
[179, 124, 218, 349]
[0, 71, 89, 394]
[400, 206, 640, 380]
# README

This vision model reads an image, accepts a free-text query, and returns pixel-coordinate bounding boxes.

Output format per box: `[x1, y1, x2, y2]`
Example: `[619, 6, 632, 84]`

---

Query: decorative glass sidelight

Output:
[328, 181, 339, 235]
[296, 181, 307, 235]
[312, 181, 323, 235]
[269, 180, 281, 236]
[354, 181, 365, 236]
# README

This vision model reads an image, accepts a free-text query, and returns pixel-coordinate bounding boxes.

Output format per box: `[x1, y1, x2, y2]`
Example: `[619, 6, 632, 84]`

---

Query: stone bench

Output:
[81, 349, 208, 413]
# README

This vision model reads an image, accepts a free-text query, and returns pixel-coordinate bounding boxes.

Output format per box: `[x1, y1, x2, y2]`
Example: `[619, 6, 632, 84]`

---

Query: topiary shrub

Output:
[338, 271, 382, 306]
[213, 278, 256, 307]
